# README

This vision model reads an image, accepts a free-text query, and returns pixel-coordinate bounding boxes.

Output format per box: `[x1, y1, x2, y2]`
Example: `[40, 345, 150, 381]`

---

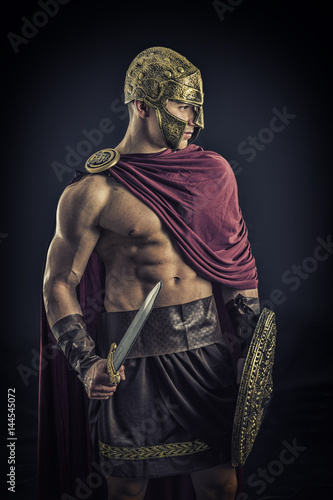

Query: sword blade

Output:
[112, 281, 163, 371]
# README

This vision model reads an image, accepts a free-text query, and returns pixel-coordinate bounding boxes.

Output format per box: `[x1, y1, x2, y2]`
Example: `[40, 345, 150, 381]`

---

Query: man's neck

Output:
[115, 126, 167, 155]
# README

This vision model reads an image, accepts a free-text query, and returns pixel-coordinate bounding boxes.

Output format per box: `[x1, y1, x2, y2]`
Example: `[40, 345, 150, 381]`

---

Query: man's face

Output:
[165, 100, 199, 150]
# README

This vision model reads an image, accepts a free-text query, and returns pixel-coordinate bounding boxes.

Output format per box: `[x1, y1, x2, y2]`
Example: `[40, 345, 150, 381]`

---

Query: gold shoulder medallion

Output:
[85, 148, 120, 173]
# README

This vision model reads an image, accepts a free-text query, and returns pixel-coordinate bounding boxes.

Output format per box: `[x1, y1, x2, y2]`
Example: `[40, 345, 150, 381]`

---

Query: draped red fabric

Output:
[38, 144, 252, 499]
[109, 144, 258, 289]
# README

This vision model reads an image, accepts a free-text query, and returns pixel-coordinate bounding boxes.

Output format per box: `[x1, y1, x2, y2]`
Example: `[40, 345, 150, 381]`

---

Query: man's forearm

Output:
[43, 280, 102, 382]
[51, 313, 101, 382]
[43, 280, 83, 328]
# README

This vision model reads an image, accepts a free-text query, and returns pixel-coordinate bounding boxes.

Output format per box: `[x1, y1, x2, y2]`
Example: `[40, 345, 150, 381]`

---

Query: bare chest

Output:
[99, 182, 163, 239]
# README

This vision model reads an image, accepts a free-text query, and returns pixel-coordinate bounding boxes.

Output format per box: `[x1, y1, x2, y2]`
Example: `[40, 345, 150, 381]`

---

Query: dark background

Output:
[1, 0, 332, 499]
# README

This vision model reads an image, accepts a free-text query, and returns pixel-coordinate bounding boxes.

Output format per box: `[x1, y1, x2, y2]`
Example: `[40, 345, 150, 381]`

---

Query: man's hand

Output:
[236, 357, 245, 385]
[83, 359, 126, 400]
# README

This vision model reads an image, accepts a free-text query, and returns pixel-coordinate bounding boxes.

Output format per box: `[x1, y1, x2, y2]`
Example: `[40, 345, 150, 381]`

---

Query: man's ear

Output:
[135, 100, 150, 119]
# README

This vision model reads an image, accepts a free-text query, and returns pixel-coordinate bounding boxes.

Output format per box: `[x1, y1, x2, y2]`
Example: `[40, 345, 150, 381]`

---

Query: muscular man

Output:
[42, 47, 259, 500]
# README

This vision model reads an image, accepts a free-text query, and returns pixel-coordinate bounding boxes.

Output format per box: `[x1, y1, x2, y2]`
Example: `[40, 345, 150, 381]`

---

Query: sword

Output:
[107, 281, 163, 384]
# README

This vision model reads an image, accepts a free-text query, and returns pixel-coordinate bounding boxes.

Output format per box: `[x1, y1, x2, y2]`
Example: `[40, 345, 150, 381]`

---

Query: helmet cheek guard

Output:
[154, 106, 188, 151]
[124, 47, 204, 150]
[153, 105, 204, 151]
[194, 106, 204, 130]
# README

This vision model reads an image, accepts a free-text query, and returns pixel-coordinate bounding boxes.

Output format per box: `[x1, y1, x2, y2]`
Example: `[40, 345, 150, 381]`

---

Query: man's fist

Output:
[83, 359, 126, 399]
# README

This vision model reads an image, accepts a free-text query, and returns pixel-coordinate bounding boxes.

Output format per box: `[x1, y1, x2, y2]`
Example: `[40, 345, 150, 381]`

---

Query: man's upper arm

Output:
[44, 176, 107, 290]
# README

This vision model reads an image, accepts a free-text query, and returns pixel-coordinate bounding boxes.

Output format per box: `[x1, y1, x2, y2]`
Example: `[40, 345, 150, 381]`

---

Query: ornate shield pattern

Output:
[231, 307, 277, 467]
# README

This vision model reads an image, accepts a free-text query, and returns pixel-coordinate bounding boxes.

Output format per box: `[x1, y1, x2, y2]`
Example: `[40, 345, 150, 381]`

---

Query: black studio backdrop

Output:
[1, 1, 332, 499]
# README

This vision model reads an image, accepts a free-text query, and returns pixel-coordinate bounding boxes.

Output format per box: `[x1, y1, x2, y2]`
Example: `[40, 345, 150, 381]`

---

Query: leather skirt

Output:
[89, 295, 238, 478]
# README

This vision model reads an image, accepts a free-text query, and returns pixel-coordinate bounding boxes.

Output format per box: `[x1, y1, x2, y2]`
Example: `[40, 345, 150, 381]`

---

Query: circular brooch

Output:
[85, 148, 120, 173]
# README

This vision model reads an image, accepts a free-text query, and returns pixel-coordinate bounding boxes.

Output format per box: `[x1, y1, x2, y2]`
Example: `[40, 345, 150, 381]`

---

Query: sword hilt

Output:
[107, 342, 121, 385]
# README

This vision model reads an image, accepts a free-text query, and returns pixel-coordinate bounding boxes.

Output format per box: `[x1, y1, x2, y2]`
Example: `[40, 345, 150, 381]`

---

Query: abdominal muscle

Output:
[95, 229, 212, 312]
[94, 179, 212, 312]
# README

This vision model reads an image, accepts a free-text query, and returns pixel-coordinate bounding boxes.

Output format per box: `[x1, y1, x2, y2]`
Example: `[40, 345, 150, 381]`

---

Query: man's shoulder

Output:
[63, 172, 110, 195]
[59, 173, 112, 213]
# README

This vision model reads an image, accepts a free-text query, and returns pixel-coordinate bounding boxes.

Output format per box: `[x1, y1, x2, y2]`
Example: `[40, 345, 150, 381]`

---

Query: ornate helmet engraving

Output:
[124, 47, 204, 150]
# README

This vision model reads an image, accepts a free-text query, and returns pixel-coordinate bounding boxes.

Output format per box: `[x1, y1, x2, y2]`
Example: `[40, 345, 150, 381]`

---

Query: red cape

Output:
[110, 144, 257, 289]
[38, 144, 254, 499]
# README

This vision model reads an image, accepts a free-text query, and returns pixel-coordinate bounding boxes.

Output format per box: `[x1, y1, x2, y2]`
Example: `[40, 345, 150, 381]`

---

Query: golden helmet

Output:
[124, 47, 204, 150]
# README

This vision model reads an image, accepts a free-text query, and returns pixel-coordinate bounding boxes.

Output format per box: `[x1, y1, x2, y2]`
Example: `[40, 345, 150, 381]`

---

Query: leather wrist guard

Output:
[51, 314, 101, 382]
[225, 294, 260, 358]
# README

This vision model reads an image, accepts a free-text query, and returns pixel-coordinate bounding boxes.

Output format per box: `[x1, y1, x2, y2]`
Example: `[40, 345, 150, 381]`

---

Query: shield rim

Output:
[231, 307, 277, 467]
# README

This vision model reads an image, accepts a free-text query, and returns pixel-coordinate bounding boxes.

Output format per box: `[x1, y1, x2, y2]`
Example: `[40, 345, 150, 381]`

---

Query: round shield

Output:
[231, 307, 277, 467]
